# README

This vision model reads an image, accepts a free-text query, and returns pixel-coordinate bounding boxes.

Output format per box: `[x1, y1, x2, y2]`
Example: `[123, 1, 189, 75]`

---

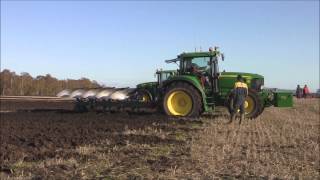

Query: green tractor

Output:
[135, 47, 292, 118]
[59, 47, 293, 118]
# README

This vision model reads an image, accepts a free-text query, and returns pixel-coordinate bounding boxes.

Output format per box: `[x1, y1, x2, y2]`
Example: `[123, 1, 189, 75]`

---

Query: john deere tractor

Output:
[58, 47, 293, 118]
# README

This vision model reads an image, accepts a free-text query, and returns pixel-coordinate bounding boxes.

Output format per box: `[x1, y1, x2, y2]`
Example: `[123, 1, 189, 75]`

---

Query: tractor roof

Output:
[156, 70, 177, 73]
[178, 51, 216, 58]
[165, 51, 219, 63]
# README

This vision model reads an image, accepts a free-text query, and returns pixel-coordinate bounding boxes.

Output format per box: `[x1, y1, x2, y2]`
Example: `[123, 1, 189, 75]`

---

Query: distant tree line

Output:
[0, 69, 101, 96]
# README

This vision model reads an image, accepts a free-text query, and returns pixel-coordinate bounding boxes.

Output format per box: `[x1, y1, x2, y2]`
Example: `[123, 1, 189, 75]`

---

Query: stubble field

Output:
[0, 98, 319, 179]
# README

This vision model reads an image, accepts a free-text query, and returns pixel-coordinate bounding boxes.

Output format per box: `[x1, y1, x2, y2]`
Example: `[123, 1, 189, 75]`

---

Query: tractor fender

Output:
[162, 75, 208, 111]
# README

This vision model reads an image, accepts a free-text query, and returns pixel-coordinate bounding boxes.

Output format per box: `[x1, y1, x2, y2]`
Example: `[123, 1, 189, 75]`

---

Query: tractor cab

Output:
[165, 47, 224, 95]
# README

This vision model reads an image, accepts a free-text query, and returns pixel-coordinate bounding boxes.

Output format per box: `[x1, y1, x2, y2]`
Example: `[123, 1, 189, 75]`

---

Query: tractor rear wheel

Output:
[227, 89, 263, 119]
[163, 82, 202, 117]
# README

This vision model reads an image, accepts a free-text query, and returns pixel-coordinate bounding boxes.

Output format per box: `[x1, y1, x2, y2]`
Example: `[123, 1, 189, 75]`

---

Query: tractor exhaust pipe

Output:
[211, 56, 219, 94]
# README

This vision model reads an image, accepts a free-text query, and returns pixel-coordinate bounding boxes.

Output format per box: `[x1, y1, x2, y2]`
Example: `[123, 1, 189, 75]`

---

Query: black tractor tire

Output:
[226, 89, 264, 119]
[163, 82, 202, 117]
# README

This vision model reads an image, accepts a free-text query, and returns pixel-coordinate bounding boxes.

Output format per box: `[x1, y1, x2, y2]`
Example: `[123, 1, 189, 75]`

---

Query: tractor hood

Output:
[136, 82, 158, 89]
[219, 72, 264, 95]
[220, 72, 264, 80]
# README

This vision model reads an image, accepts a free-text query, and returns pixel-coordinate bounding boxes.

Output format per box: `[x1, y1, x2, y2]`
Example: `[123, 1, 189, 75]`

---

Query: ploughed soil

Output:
[0, 99, 206, 179]
[0, 98, 319, 179]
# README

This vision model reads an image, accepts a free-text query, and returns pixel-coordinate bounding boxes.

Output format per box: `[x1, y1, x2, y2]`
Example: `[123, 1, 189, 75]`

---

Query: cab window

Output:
[184, 57, 210, 72]
[161, 72, 172, 81]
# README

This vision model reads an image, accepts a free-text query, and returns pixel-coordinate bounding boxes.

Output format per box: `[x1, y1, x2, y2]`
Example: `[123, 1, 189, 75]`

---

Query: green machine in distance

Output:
[58, 47, 293, 118]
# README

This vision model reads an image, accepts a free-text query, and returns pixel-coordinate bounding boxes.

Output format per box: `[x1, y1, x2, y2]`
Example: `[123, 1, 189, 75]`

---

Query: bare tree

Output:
[0, 69, 101, 96]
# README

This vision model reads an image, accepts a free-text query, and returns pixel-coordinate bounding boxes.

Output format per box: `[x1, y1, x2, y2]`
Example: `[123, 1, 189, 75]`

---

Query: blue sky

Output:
[1, 1, 319, 91]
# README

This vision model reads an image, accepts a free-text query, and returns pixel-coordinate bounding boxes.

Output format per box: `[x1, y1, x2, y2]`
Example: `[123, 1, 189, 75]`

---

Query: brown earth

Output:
[0, 98, 319, 179]
[192, 98, 319, 179]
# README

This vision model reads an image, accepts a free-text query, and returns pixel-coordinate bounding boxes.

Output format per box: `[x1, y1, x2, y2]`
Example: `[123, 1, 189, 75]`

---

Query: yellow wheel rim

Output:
[142, 94, 150, 102]
[167, 90, 192, 116]
[244, 96, 255, 114]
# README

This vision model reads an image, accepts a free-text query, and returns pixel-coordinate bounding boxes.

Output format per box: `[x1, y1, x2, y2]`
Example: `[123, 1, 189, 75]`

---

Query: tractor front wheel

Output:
[163, 82, 202, 117]
[136, 89, 152, 102]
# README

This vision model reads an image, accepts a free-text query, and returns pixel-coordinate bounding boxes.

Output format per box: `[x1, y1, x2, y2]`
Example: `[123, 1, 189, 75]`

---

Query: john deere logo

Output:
[280, 96, 287, 100]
